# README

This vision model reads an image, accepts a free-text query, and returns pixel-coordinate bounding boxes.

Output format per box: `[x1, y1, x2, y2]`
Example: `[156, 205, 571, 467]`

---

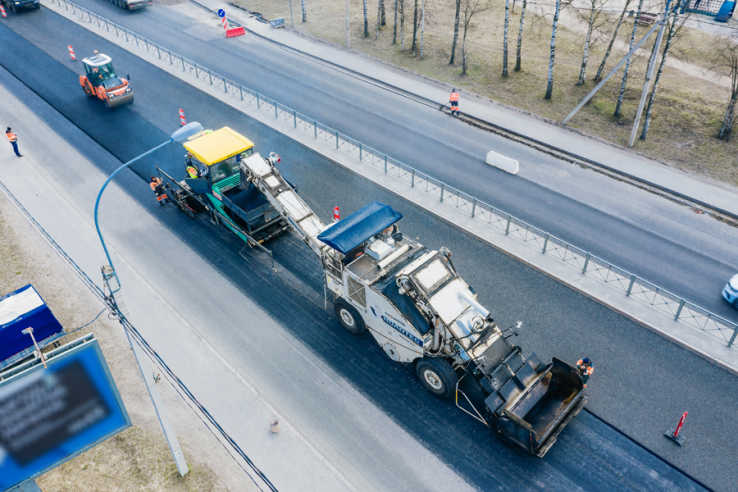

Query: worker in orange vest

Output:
[576, 358, 594, 388]
[449, 89, 460, 116]
[149, 176, 169, 206]
[6, 127, 22, 157]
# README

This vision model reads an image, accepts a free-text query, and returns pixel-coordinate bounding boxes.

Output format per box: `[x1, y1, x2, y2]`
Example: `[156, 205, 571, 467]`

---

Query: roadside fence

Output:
[46, 0, 738, 348]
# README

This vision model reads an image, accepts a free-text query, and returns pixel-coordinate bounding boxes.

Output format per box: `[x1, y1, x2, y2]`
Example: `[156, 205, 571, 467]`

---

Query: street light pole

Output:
[93, 122, 203, 477]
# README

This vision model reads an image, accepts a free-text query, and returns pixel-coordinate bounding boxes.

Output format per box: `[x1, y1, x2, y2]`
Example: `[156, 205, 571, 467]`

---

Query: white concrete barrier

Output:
[486, 150, 519, 175]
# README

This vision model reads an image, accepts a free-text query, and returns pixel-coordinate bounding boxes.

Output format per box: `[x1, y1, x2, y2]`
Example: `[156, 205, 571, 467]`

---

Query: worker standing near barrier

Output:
[576, 358, 594, 388]
[150, 175, 169, 206]
[6, 128, 22, 157]
[449, 89, 460, 116]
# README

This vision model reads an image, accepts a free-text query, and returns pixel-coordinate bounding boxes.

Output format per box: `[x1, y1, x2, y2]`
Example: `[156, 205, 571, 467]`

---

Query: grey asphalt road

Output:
[20, 0, 738, 325]
[1, 8, 736, 490]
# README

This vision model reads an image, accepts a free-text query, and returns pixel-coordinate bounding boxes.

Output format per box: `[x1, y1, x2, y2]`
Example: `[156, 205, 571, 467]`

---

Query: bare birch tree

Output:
[503, 0, 511, 77]
[411, 0, 419, 53]
[377, 0, 380, 38]
[393, 0, 398, 44]
[401, 0, 406, 49]
[381, 0, 386, 25]
[301, 0, 306, 22]
[577, 0, 608, 85]
[614, 0, 644, 117]
[713, 34, 738, 140]
[544, 0, 563, 100]
[420, 0, 427, 59]
[594, 0, 632, 82]
[363, 0, 370, 37]
[461, 0, 489, 75]
[514, 0, 528, 71]
[640, 0, 686, 140]
[450, 0, 462, 64]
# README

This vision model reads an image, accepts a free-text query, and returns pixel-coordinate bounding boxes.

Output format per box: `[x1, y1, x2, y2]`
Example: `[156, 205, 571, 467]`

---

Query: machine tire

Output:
[334, 300, 366, 335]
[104, 97, 112, 109]
[415, 358, 458, 400]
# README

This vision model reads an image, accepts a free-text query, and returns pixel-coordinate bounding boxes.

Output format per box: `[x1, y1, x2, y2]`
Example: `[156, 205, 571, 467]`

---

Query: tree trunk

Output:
[640, 10, 679, 140]
[503, 0, 510, 77]
[364, 0, 369, 37]
[420, 0, 426, 59]
[514, 0, 527, 71]
[544, 0, 561, 100]
[301, 0, 306, 22]
[462, 28, 468, 75]
[450, 0, 461, 64]
[595, 1, 630, 82]
[411, 0, 419, 54]
[377, 0, 381, 38]
[614, 0, 644, 117]
[719, 95, 737, 141]
[577, 4, 596, 85]
[401, 0, 405, 50]
[393, 0, 398, 44]
[381, 0, 386, 25]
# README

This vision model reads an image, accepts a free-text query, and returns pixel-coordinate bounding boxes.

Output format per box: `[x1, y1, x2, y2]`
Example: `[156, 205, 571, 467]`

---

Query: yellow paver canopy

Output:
[183, 127, 254, 166]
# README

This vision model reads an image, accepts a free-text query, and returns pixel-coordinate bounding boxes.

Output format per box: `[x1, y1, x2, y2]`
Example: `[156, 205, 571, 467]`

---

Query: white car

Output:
[722, 274, 738, 309]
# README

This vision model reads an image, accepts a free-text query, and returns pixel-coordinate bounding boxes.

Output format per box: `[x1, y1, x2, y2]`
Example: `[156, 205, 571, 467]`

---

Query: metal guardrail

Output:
[47, 0, 738, 347]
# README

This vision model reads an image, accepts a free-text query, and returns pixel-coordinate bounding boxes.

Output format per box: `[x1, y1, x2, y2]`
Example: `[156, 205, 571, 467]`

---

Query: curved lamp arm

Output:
[94, 122, 203, 286]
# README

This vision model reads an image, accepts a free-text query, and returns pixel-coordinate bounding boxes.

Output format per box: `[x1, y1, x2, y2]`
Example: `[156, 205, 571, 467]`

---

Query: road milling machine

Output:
[79, 52, 134, 109]
[170, 127, 589, 457]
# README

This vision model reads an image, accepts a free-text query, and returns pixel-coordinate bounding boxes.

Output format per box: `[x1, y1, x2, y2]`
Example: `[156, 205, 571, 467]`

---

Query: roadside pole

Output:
[93, 123, 203, 477]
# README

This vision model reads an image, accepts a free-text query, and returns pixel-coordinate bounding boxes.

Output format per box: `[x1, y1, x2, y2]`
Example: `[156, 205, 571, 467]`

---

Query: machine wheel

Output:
[733, 299, 738, 310]
[415, 358, 458, 400]
[104, 97, 112, 109]
[334, 300, 366, 335]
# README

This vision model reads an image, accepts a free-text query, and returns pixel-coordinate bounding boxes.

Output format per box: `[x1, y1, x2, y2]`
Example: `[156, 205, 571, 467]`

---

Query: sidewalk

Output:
[0, 63, 476, 492]
[195, 0, 738, 217]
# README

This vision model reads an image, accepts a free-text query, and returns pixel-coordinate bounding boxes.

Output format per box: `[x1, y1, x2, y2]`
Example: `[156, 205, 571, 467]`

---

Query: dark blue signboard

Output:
[0, 335, 130, 490]
[0, 285, 64, 364]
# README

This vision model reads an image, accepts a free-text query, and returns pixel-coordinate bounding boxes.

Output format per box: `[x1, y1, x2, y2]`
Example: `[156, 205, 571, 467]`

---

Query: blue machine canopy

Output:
[318, 201, 402, 255]
[0, 285, 63, 363]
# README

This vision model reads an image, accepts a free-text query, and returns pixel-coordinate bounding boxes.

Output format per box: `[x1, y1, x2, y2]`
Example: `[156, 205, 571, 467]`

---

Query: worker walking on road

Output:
[6, 127, 22, 157]
[576, 358, 594, 388]
[449, 89, 460, 116]
[150, 175, 169, 206]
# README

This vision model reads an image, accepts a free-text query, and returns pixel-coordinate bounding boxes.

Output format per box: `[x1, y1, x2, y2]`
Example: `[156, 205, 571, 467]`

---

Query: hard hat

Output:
[582, 357, 591, 365]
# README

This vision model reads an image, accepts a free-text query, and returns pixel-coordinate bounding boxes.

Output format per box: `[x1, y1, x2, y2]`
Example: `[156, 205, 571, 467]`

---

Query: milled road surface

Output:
[23, 0, 738, 325]
[1, 7, 735, 490]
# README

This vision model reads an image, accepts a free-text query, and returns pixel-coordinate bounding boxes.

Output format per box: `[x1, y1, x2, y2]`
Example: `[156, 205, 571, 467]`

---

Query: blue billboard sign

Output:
[0, 285, 64, 365]
[0, 335, 131, 491]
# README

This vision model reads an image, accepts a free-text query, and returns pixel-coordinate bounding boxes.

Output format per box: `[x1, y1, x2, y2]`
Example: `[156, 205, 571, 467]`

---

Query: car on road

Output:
[1, 0, 40, 12]
[722, 274, 738, 308]
[107, 0, 149, 10]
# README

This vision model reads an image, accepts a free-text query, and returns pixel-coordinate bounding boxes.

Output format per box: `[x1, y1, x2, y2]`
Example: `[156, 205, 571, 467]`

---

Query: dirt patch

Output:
[234, 0, 738, 186]
[0, 191, 255, 491]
